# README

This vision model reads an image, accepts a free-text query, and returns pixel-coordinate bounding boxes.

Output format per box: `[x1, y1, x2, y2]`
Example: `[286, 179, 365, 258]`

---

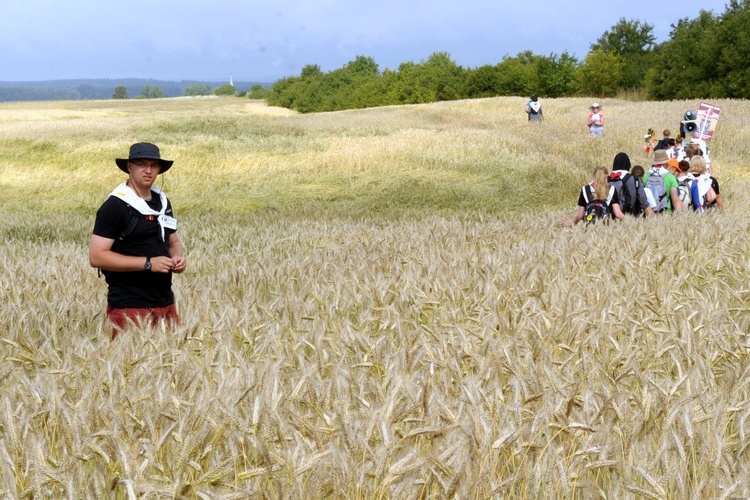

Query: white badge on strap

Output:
[160, 215, 178, 231]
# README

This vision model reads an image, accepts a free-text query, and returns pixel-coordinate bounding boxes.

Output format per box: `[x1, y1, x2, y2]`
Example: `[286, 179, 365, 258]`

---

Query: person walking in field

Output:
[526, 94, 543, 122]
[671, 137, 685, 160]
[643, 149, 684, 213]
[653, 129, 672, 151]
[631, 165, 658, 209]
[608, 152, 654, 218]
[686, 155, 718, 211]
[587, 103, 604, 136]
[89, 142, 186, 338]
[687, 147, 724, 209]
[558, 166, 626, 227]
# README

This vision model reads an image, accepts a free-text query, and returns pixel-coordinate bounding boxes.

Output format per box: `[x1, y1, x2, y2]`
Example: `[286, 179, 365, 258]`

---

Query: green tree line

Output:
[268, 1, 750, 112]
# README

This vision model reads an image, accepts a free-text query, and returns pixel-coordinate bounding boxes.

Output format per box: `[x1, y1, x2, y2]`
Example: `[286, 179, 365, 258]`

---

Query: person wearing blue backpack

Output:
[687, 156, 717, 211]
[643, 149, 685, 213]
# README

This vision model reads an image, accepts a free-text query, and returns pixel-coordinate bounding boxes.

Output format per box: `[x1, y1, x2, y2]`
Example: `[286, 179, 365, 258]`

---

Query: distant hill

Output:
[0, 78, 271, 102]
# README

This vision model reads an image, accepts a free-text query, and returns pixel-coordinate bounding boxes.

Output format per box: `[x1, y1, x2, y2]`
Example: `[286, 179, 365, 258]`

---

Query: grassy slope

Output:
[1, 97, 750, 497]
[2, 96, 747, 219]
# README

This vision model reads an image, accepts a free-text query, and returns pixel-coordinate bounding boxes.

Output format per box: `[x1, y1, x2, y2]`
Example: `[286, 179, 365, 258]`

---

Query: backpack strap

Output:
[582, 184, 593, 204]
[99, 205, 143, 279]
[630, 173, 643, 189]
[117, 205, 135, 239]
[111, 205, 139, 249]
[110, 204, 153, 255]
[583, 184, 613, 207]
[648, 165, 664, 176]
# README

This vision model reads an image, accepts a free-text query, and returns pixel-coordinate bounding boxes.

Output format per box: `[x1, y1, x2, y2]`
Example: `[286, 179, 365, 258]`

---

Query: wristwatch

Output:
[144, 256, 152, 271]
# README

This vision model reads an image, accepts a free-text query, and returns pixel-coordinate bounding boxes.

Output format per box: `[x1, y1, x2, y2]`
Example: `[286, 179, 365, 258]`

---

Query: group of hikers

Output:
[558, 135, 723, 227]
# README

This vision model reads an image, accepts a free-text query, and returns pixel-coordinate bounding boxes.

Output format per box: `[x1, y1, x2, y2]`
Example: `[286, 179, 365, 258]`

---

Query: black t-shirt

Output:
[706, 176, 721, 208]
[710, 176, 720, 195]
[577, 184, 621, 209]
[93, 194, 176, 308]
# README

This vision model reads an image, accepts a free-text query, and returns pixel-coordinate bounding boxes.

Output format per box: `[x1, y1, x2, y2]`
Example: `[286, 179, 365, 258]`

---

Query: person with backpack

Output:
[608, 152, 654, 218]
[653, 129, 672, 151]
[672, 137, 685, 161]
[672, 159, 694, 209]
[89, 142, 186, 339]
[685, 139, 712, 174]
[685, 143, 723, 208]
[631, 165, 657, 208]
[687, 155, 717, 212]
[559, 166, 626, 227]
[642, 149, 685, 213]
[706, 174, 724, 209]
[525, 94, 543, 122]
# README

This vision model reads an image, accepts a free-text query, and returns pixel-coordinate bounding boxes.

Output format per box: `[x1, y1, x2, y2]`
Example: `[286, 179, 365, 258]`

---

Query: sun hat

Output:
[589, 103, 602, 111]
[650, 149, 670, 165]
[115, 142, 174, 174]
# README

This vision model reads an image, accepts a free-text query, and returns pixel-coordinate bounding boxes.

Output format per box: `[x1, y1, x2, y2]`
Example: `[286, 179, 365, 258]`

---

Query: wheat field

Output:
[1, 96, 750, 498]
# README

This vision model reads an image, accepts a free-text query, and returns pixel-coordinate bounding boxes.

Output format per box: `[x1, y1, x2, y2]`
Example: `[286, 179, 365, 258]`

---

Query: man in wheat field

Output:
[89, 142, 186, 338]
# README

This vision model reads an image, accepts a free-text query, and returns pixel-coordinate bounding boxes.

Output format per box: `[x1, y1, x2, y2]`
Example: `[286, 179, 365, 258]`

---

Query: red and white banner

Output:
[693, 102, 721, 141]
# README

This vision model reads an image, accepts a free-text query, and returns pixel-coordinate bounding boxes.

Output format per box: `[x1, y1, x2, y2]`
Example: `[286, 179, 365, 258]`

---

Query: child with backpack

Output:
[632, 165, 657, 209]
[672, 159, 694, 209]
[559, 166, 626, 227]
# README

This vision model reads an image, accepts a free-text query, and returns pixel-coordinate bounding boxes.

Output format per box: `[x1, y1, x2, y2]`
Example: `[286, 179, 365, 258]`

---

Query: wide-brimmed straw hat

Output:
[589, 103, 602, 111]
[115, 142, 174, 174]
[650, 149, 670, 165]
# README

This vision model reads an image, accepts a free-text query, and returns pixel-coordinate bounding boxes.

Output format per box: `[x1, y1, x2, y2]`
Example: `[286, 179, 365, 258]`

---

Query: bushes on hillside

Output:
[268, 4, 750, 113]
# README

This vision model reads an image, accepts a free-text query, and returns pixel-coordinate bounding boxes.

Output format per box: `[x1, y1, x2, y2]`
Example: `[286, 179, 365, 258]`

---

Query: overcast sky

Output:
[0, 0, 730, 83]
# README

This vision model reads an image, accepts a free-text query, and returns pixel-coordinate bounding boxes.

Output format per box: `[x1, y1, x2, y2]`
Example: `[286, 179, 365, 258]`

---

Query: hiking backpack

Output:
[607, 171, 641, 216]
[646, 168, 669, 212]
[691, 175, 714, 212]
[676, 177, 693, 208]
[581, 184, 613, 226]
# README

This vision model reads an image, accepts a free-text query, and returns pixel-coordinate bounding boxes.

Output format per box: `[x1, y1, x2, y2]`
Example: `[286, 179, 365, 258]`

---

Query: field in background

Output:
[1, 97, 750, 497]
[2, 96, 748, 217]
